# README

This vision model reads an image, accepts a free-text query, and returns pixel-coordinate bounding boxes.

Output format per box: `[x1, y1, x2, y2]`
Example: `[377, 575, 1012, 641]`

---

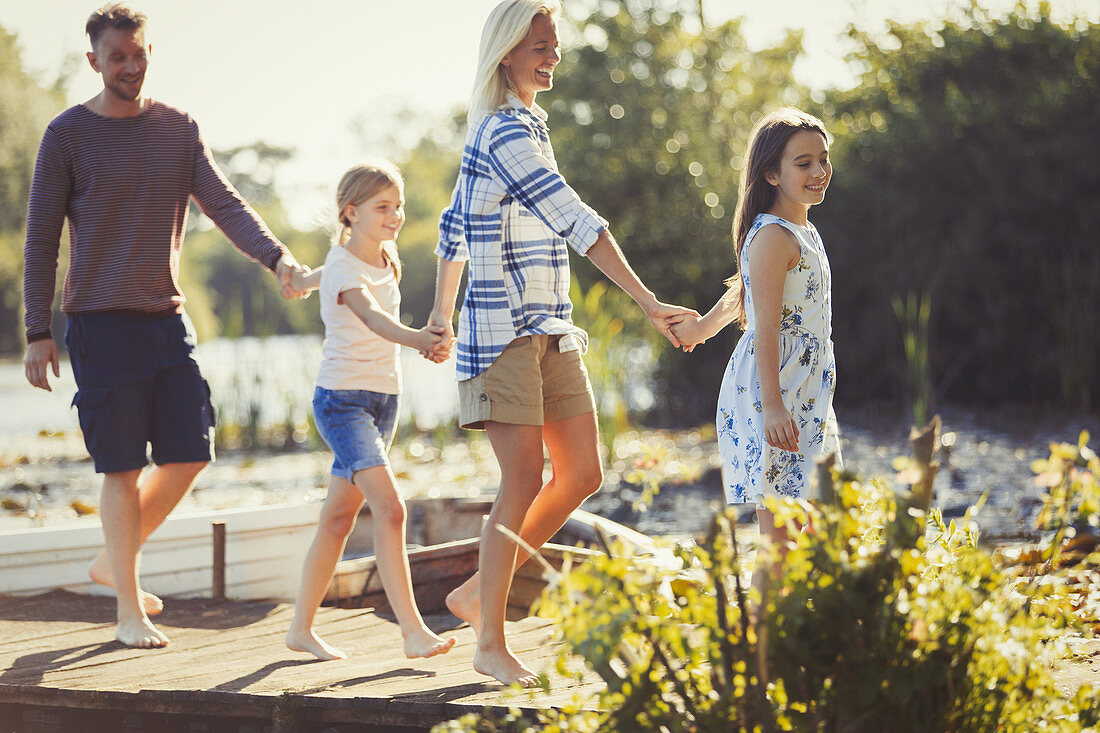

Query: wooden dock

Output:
[0, 590, 605, 732]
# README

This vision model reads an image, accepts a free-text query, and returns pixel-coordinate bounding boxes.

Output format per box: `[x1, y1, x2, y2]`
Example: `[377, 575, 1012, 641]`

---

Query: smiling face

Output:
[87, 26, 150, 103]
[500, 12, 560, 107]
[344, 185, 405, 245]
[766, 129, 832, 210]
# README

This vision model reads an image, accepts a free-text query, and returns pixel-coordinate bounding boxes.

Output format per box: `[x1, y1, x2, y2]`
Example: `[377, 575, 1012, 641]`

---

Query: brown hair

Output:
[86, 3, 147, 49]
[726, 107, 830, 328]
[335, 162, 404, 282]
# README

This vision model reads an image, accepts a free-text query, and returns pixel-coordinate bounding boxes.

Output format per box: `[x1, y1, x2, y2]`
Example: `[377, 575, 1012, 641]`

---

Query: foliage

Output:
[548, 0, 809, 422]
[1028, 431, 1100, 630]
[392, 122, 464, 326]
[180, 142, 330, 341]
[819, 4, 1100, 409]
[891, 290, 933, 426]
[0, 25, 66, 354]
[437, 424, 1097, 732]
[569, 278, 655, 459]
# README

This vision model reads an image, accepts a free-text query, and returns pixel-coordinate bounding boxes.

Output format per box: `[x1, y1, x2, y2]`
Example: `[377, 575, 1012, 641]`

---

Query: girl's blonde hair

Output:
[335, 162, 404, 282]
[468, 0, 559, 126]
[726, 107, 831, 328]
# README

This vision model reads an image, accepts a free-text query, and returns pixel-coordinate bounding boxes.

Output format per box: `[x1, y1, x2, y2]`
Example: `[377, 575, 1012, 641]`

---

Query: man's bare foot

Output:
[116, 616, 168, 649]
[473, 643, 540, 687]
[445, 576, 481, 637]
[285, 627, 348, 661]
[403, 627, 457, 659]
[89, 556, 164, 616]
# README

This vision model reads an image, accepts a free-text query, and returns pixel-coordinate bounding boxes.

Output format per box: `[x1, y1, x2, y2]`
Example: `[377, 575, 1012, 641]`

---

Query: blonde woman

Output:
[285, 163, 456, 661]
[429, 0, 697, 686]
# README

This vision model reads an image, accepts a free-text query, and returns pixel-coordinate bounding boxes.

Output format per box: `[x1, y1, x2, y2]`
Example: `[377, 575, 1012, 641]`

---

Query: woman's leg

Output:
[352, 464, 455, 659]
[285, 476, 363, 660]
[445, 411, 602, 630]
[473, 421, 546, 686]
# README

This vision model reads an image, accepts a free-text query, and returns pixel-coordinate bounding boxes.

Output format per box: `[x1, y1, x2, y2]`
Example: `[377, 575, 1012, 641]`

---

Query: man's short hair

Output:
[86, 3, 147, 49]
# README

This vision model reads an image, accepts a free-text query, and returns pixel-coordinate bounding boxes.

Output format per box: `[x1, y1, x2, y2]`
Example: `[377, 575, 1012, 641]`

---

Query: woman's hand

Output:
[762, 403, 800, 452]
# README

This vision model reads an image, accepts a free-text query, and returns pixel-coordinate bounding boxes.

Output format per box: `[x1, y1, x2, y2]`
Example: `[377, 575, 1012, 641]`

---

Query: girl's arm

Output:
[341, 288, 441, 353]
[671, 286, 741, 347]
[748, 225, 801, 453]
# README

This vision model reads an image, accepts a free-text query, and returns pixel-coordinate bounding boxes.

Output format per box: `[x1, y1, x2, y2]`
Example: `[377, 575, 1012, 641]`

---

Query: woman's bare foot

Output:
[445, 576, 481, 637]
[403, 627, 457, 659]
[285, 627, 348, 661]
[89, 555, 164, 616]
[115, 616, 169, 649]
[473, 643, 540, 687]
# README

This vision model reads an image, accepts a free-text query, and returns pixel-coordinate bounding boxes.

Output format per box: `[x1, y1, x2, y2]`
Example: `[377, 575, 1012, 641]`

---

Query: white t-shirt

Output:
[315, 244, 401, 393]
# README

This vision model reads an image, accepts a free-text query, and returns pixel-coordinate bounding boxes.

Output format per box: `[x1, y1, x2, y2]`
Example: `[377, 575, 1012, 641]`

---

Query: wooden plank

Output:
[0, 591, 604, 729]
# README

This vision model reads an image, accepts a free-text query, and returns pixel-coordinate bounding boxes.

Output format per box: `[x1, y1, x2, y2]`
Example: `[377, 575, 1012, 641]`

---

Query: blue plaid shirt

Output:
[437, 96, 607, 380]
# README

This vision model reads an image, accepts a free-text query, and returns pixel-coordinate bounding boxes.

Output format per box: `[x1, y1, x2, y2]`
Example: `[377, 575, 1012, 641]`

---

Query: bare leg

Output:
[471, 422, 545, 687]
[352, 465, 455, 659]
[99, 469, 168, 648]
[446, 411, 602, 636]
[89, 461, 207, 615]
[286, 477, 363, 660]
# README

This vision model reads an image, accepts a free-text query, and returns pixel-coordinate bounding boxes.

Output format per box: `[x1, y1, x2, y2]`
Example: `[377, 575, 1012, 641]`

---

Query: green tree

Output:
[547, 1, 809, 422]
[818, 4, 1100, 409]
[0, 25, 66, 355]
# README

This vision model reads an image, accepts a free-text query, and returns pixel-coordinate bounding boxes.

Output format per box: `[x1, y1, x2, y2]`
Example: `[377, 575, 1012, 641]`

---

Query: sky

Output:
[2, 0, 1097, 227]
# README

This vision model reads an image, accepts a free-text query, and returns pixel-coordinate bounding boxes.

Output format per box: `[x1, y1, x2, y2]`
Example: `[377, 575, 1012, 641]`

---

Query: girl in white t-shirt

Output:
[285, 162, 456, 661]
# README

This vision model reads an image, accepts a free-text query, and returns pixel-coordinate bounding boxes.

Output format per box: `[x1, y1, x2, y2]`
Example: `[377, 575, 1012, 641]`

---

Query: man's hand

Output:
[25, 339, 60, 391]
[276, 254, 310, 300]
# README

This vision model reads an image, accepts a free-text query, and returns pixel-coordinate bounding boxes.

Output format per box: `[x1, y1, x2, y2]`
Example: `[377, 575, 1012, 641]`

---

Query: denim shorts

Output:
[65, 311, 216, 474]
[312, 387, 399, 480]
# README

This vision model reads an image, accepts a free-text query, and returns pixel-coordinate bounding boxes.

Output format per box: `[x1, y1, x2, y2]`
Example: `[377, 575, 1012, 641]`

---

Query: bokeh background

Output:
[1, 0, 1098, 430]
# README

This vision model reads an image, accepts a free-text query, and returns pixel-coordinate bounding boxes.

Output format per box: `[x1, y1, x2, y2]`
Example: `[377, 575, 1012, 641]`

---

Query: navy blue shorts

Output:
[312, 387, 399, 480]
[66, 311, 216, 474]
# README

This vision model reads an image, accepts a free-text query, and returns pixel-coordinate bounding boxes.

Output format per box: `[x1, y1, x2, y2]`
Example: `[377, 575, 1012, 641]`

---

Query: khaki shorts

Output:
[458, 335, 596, 430]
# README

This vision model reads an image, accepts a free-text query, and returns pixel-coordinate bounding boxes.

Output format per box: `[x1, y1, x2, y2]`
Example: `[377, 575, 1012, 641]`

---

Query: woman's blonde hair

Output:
[468, 0, 559, 126]
[335, 162, 404, 282]
[726, 107, 830, 328]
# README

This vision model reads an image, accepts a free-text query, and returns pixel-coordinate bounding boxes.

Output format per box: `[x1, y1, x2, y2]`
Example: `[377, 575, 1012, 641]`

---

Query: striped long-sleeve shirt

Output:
[436, 96, 607, 380]
[23, 101, 288, 343]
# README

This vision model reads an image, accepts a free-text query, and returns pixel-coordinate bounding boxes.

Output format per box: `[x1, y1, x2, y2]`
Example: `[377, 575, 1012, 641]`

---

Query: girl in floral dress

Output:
[671, 107, 842, 580]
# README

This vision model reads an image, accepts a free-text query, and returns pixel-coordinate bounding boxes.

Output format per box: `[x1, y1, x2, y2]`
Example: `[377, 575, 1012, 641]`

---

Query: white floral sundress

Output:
[717, 213, 842, 505]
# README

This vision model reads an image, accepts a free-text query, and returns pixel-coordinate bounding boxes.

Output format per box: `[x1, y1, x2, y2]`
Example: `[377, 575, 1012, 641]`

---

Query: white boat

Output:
[0, 496, 654, 605]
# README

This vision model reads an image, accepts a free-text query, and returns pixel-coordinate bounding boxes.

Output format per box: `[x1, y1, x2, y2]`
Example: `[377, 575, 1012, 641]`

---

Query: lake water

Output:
[0, 335, 460, 438]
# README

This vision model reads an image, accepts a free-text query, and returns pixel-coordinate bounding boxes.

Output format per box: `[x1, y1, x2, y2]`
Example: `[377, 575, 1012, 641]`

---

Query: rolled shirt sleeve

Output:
[486, 118, 606, 256]
[436, 178, 470, 262]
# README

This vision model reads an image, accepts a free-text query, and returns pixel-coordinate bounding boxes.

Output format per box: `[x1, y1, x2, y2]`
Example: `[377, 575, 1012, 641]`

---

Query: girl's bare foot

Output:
[403, 627, 457, 659]
[115, 616, 168, 649]
[445, 577, 481, 638]
[285, 627, 348, 661]
[89, 555, 164, 616]
[473, 643, 540, 687]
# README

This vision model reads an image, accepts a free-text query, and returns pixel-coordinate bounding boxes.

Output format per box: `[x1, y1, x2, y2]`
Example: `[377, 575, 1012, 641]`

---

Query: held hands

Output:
[763, 403, 800, 453]
[645, 301, 701, 351]
[419, 312, 456, 363]
[25, 339, 61, 391]
[276, 254, 313, 300]
[669, 312, 710, 351]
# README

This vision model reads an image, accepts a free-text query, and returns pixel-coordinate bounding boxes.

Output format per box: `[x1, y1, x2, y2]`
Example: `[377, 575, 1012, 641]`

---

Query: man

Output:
[22, 3, 307, 648]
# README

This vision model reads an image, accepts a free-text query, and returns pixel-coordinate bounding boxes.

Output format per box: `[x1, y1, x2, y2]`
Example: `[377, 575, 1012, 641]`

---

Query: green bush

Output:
[436, 424, 1098, 732]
